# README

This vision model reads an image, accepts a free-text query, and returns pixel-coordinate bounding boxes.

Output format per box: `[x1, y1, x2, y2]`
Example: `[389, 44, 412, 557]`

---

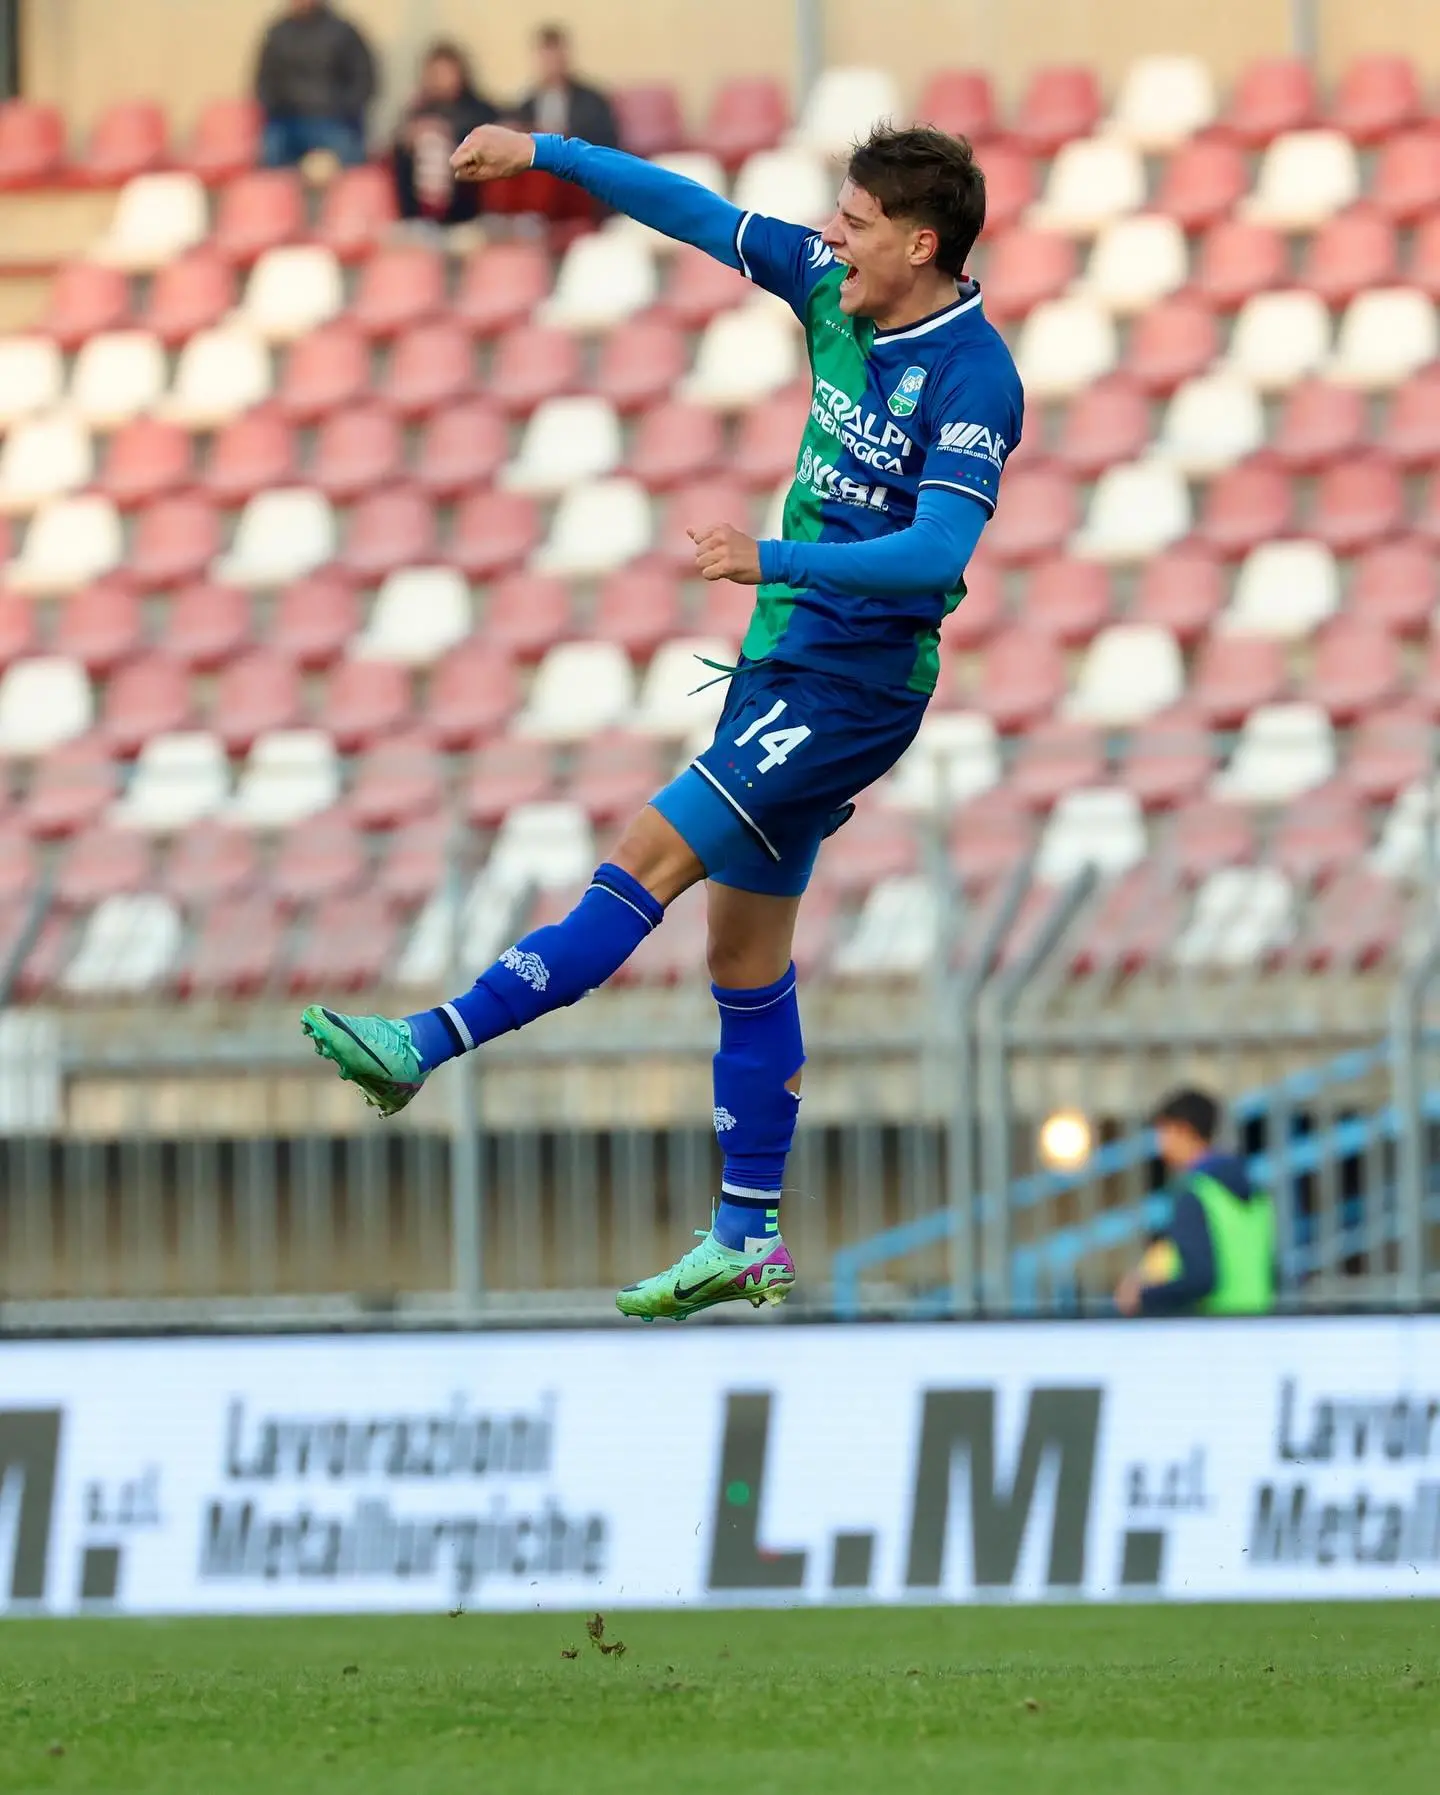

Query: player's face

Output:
[822, 179, 929, 319]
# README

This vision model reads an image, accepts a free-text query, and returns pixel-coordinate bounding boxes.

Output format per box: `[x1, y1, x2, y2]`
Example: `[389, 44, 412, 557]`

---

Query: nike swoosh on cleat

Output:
[323, 1010, 398, 1079]
[672, 1272, 725, 1302]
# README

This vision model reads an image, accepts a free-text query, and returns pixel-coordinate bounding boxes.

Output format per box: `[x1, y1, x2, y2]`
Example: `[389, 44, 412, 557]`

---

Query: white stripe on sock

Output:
[591, 879, 659, 933]
[721, 1183, 781, 1203]
[441, 1002, 475, 1051]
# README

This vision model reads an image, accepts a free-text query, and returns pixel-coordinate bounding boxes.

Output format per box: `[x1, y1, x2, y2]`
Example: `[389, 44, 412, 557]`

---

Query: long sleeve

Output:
[255, 26, 283, 112]
[1138, 1188, 1218, 1314]
[336, 23, 377, 117]
[757, 487, 989, 599]
[531, 134, 743, 265]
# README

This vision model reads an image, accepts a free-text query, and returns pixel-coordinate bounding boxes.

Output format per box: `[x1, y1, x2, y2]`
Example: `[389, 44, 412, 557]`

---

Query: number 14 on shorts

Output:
[734, 699, 812, 773]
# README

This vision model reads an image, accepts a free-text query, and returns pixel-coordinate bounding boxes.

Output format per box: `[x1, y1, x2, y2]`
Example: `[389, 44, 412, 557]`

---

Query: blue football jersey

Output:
[731, 210, 1024, 694]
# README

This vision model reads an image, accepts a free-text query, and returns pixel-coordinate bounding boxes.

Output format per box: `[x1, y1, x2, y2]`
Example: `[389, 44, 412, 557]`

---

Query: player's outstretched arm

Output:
[753, 487, 990, 598]
[453, 123, 745, 267]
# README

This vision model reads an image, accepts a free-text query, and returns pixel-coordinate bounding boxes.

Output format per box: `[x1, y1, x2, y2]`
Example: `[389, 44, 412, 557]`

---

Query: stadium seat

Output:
[1370, 772, 1440, 872]
[1244, 130, 1358, 230]
[1157, 371, 1265, 476]
[164, 579, 253, 670]
[515, 640, 635, 741]
[731, 149, 830, 226]
[62, 892, 181, 996]
[52, 581, 142, 676]
[833, 876, 939, 978]
[633, 636, 734, 737]
[980, 146, 1039, 235]
[972, 627, 1066, 732]
[1331, 53, 1422, 144]
[1157, 139, 1249, 235]
[1011, 719, 1107, 811]
[1172, 868, 1296, 968]
[1349, 540, 1435, 636]
[1372, 130, 1440, 226]
[1067, 623, 1183, 725]
[659, 244, 751, 329]
[1190, 633, 1287, 726]
[454, 241, 553, 337]
[383, 321, 475, 418]
[1329, 288, 1437, 391]
[1417, 473, 1440, 549]
[413, 398, 505, 500]
[1125, 296, 1218, 395]
[101, 654, 193, 754]
[24, 735, 120, 838]
[1109, 55, 1216, 150]
[1170, 797, 1259, 881]
[628, 397, 725, 492]
[1030, 137, 1144, 236]
[211, 649, 304, 752]
[42, 261, 130, 351]
[0, 100, 65, 188]
[1084, 213, 1187, 314]
[1224, 539, 1338, 638]
[232, 734, 342, 832]
[129, 494, 222, 588]
[1036, 786, 1147, 882]
[569, 731, 667, 825]
[488, 322, 582, 416]
[424, 640, 519, 750]
[0, 413, 93, 514]
[656, 475, 753, 574]
[817, 808, 920, 897]
[1310, 459, 1405, 557]
[881, 712, 999, 813]
[376, 816, 449, 910]
[242, 244, 344, 343]
[1121, 706, 1214, 810]
[1227, 291, 1330, 393]
[111, 730, 229, 831]
[502, 394, 622, 497]
[683, 305, 800, 410]
[463, 736, 558, 829]
[450, 489, 541, 580]
[1194, 218, 1287, 311]
[796, 66, 902, 159]
[1212, 702, 1335, 803]
[338, 487, 437, 583]
[321, 657, 412, 751]
[351, 244, 446, 338]
[973, 465, 1073, 568]
[180, 896, 281, 997]
[1014, 296, 1117, 400]
[1013, 64, 1102, 156]
[1301, 869, 1406, 972]
[593, 317, 687, 414]
[81, 102, 167, 184]
[7, 494, 122, 595]
[1386, 366, 1440, 470]
[533, 477, 653, 578]
[348, 730, 446, 831]
[981, 228, 1077, 323]
[700, 76, 789, 168]
[613, 80, 687, 159]
[1196, 460, 1297, 559]
[215, 488, 335, 588]
[1221, 59, 1316, 148]
[92, 172, 208, 272]
[0, 336, 63, 426]
[204, 410, 300, 506]
[456, 575, 565, 668]
[145, 249, 236, 346]
[278, 321, 371, 423]
[271, 572, 358, 669]
[186, 98, 263, 184]
[1022, 555, 1111, 645]
[53, 824, 152, 908]
[164, 325, 272, 429]
[731, 385, 810, 491]
[1271, 379, 1367, 473]
[290, 890, 400, 993]
[352, 567, 470, 666]
[1074, 461, 1190, 563]
[1304, 208, 1399, 310]
[316, 163, 398, 260]
[162, 820, 259, 905]
[592, 564, 684, 659]
[543, 233, 657, 332]
[311, 403, 403, 504]
[212, 169, 305, 263]
[1307, 617, 1403, 721]
[1070, 865, 1187, 977]
[481, 801, 594, 895]
[68, 328, 166, 428]
[100, 416, 192, 509]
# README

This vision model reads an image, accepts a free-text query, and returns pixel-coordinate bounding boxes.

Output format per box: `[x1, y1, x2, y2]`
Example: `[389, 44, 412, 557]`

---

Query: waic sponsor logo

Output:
[937, 421, 1008, 468]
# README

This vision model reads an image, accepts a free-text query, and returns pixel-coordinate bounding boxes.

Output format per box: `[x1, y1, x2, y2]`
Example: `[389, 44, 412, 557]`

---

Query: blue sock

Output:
[405, 863, 663, 1071]
[710, 964, 804, 1250]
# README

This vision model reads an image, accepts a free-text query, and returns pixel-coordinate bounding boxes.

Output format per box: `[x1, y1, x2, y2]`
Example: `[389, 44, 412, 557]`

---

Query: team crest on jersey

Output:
[887, 365, 926, 418]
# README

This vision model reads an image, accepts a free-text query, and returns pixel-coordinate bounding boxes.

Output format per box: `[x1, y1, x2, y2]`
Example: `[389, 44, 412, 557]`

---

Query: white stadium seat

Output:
[1036, 787, 1147, 883]
[633, 637, 736, 736]
[0, 656, 93, 756]
[683, 303, 801, 409]
[92, 172, 208, 271]
[1173, 869, 1296, 969]
[1243, 130, 1359, 231]
[882, 711, 1000, 811]
[68, 329, 167, 428]
[795, 66, 903, 160]
[352, 568, 471, 666]
[0, 335, 63, 426]
[1371, 784, 1440, 882]
[214, 487, 336, 587]
[1223, 540, 1338, 639]
[1073, 461, 1190, 563]
[163, 326, 273, 429]
[62, 894, 182, 996]
[242, 245, 344, 343]
[112, 731, 230, 831]
[229, 729, 340, 829]
[732, 149, 832, 227]
[1084, 214, 1187, 314]
[1014, 296, 1117, 400]
[1029, 137, 1145, 236]
[834, 875, 939, 976]
[1212, 703, 1335, 804]
[1066, 624, 1184, 725]
[1228, 291, 1331, 394]
[486, 800, 595, 889]
[1328, 288, 1438, 392]
[1109, 56, 1217, 151]
[542, 233, 657, 331]
[533, 477, 654, 578]
[6, 494, 122, 594]
[1157, 372, 1265, 476]
[0, 413, 93, 514]
[502, 395, 622, 497]
[515, 641, 636, 741]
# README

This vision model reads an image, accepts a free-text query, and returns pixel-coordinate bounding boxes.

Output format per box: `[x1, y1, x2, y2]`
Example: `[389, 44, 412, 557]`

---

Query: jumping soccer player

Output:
[302, 119, 1023, 1322]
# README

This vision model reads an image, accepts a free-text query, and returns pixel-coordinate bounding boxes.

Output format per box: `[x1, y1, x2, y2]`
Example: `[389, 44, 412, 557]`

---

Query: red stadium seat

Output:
[1307, 618, 1403, 722]
[818, 807, 920, 896]
[349, 730, 446, 830]
[614, 82, 686, 158]
[1345, 699, 1434, 801]
[917, 70, 998, 142]
[203, 409, 299, 507]
[376, 816, 449, 909]
[978, 146, 1037, 236]
[1127, 298, 1220, 395]
[702, 577, 768, 644]
[942, 550, 1003, 651]
[475, 572, 572, 662]
[288, 891, 398, 994]
[1010, 719, 1106, 811]
[1310, 458, 1404, 557]
[317, 164, 398, 260]
[463, 736, 558, 828]
[100, 417, 193, 508]
[55, 826, 152, 907]
[1197, 460, 1296, 559]
[731, 386, 808, 491]
[0, 592, 38, 671]
[271, 571, 358, 669]
[980, 228, 1076, 323]
[180, 897, 282, 997]
[0, 101, 65, 189]
[593, 318, 687, 413]
[339, 487, 437, 582]
[426, 640, 520, 748]
[1271, 380, 1367, 473]
[163, 820, 259, 906]
[658, 245, 750, 329]
[1121, 706, 1215, 810]
[1190, 634, 1287, 727]
[948, 788, 1035, 889]
[311, 404, 404, 503]
[593, 564, 683, 658]
[1054, 376, 1150, 479]
[1374, 131, 1440, 227]
[1384, 365, 1440, 469]
[699, 76, 789, 168]
[1012, 64, 1101, 157]
[186, 98, 263, 185]
[454, 241, 553, 337]
[25, 736, 119, 839]
[1303, 207, 1399, 309]
[146, 250, 236, 345]
[278, 321, 372, 423]
[1220, 57, 1316, 148]
[1194, 219, 1287, 312]
[164, 580, 253, 671]
[613, 888, 708, 986]
[1022, 555, 1112, 645]
[351, 244, 446, 338]
[212, 169, 305, 263]
[1170, 799, 1259, 882]
[382, 321, 474, 418]
[1414, 471, 1440, 548]
[0, 823, 37, 899]
[628, 398, 725, 492]
[973, 627, 1066, 732]
[413, 398, 506, 500]
[983, 466, 1078, 565]
[321, 658, 412, 751]
[272, 813, 367, 908]
[1271, 783, 1370, 885]
[212, 648, 304, 753]
[1300, 870, 1404, 973]
[1070, 866, 1186, 977]
[129, 495, 222, 589]
[449, 490, 541, 581]
[1330, 54, 1422, 145]
[487, 323, 582, 417]
[657, 478, 751, 573]
[1157, 139, 1250, 234]
[42, 261, 130, 351]
[53, 582, 143, 676]
[569, 731, 666, 824]
[1349, 539, 1436, 636]
[80, 102, 167, 185]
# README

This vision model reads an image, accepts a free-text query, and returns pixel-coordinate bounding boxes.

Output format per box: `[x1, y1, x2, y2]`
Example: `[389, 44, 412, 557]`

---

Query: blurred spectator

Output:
[255, 0, 376, 170]
[393, 41, 498, 227]
[513, 22, 618, 149]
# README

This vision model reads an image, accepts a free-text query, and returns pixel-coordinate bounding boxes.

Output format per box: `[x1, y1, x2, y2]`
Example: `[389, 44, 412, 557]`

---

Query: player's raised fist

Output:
[688, 523, 762, 585]
[451, 123, 536, 183]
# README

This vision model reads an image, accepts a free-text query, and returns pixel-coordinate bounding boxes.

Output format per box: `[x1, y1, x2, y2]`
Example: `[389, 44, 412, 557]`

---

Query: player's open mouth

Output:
[840, 264, 859, 288]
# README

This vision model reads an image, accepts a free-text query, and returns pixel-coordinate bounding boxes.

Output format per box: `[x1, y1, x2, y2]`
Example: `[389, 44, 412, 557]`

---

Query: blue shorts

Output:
[650, 659, 927, 897]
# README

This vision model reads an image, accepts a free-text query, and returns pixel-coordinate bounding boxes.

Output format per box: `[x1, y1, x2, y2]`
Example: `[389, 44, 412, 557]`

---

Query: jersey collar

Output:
[872, 279, 983, 344]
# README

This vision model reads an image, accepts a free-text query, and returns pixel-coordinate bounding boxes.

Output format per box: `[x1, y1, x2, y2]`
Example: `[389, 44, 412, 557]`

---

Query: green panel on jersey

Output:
[907, 584, 967, 697]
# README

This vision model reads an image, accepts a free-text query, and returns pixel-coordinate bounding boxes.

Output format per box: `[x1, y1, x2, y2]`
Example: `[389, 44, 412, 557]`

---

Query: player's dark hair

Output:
[846, 124, 986, 278]
[1150, 1087, 1221, 1144]
[536, 22, 569, 48]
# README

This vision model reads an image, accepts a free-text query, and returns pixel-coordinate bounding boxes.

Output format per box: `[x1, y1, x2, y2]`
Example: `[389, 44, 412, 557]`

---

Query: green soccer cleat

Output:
[301, 1006, 428, 1118]
[616, 1230, 797, 1322]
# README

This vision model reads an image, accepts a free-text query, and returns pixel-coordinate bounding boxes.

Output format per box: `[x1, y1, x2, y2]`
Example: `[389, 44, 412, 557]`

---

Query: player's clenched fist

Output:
[688, 523, 762, 585]
[451, 123, 537, 183]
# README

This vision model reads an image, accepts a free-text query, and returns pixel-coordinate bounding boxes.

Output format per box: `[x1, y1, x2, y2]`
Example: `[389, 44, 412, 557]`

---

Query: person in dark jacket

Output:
[511, 23, 618, 148]
[393, 42, 498, 226]
[1115, 1087, 1277, 1316]
[255, 0, 377, 169]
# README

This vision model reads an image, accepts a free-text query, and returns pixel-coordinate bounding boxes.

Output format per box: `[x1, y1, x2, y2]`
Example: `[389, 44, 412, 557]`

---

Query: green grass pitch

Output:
[1, 1604, 1436, 1794]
